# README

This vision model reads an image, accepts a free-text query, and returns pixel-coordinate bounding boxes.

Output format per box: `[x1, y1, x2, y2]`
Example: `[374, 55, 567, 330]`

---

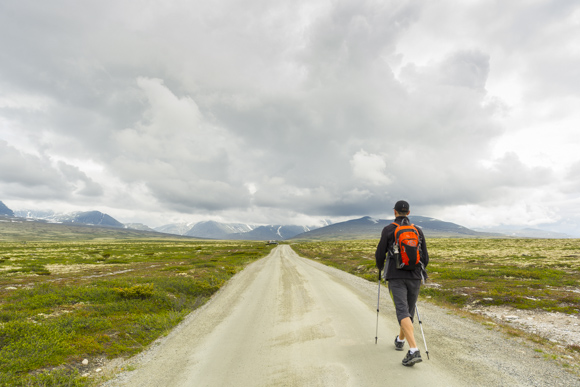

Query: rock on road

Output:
[104, 245, 579, 387]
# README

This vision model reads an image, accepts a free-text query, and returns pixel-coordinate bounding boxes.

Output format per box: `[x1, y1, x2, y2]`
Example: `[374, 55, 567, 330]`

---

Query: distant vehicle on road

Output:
[266, 240, 279, 245]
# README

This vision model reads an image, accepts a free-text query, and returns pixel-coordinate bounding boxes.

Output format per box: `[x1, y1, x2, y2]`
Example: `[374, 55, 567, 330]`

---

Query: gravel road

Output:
[102, 245, 580, 386]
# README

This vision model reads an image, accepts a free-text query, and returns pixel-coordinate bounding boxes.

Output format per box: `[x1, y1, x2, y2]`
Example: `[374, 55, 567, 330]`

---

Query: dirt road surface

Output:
[103, 245, 579, 386]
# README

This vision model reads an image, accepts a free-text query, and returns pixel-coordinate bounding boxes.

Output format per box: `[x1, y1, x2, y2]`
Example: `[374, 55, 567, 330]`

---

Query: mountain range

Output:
[154, 220, 320, 240]
[289, 216, 504, 240]
[1, 200, 574, 240]
[14, 209, 124, 228]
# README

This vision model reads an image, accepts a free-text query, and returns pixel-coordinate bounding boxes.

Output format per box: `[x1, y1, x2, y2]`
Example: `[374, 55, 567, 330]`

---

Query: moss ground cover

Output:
[0, 239, 273, 386]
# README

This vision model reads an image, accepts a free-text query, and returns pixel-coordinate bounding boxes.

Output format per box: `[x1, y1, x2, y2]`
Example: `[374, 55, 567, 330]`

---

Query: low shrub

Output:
[114, 284, 154, 299]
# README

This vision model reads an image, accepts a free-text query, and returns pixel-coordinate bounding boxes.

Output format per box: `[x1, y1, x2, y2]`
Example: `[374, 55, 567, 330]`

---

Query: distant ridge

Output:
[0, 216, 197, 242]
[184, 220, 256, 239]
[509, 228, 572, 238]
[289, 216, 501, 241]
[156, 220, 321, 240]
[62, 211, 125, 228]
[154, 222, 197, 236]
[124, 223, 156, 232]
[289, 216, 385, 240]
[0, 201, 14, 217]
[474, 226, 573, 239]
[9, 207, 570, 240]
[222, 225, 313, 241]
[15, 209, 124, 228]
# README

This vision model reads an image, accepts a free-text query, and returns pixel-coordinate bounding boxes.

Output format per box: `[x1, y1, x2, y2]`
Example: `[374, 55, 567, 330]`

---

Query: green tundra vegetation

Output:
[0, 239, 274, 386]
[292, 238, 580, 315]
[1, 237, 579, 385]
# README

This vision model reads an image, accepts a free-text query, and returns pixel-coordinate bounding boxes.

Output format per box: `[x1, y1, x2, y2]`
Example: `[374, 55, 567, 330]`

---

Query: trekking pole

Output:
[375, 270, 381, 344]
[415, 304, 430, 359]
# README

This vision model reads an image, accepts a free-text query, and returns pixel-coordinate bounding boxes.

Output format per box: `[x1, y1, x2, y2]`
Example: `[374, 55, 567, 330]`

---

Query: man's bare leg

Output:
[398, 317, 417, 348]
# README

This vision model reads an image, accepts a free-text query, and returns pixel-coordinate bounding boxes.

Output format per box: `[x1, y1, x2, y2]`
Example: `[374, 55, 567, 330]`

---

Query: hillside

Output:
[6, 207, 567, 241]
[0, 216, 198, 242]
[15, 210, 125, 228]
[156, 220, 318, 240]
[289, 216, 501, 241]
[184, 220, 256, 239]
[0, 201, 14, 217]
[223, 225, 312, 241]
[474, 226, 573, 238]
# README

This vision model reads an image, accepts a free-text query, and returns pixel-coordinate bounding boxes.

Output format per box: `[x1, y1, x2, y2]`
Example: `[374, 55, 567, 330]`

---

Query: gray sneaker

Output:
[402, 350, 422, 366]
[394, 336, 404, 351]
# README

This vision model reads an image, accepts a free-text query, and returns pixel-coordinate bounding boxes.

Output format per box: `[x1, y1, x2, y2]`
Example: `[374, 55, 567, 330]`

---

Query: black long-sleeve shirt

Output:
[375, 216, 429, 280]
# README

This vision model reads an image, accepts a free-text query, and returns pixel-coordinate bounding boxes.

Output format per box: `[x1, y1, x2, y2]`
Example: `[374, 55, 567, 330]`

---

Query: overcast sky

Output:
[1, 1, 579, 234]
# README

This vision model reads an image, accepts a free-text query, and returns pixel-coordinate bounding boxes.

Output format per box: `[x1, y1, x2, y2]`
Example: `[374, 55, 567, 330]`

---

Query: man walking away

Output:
[375, 200, 429, 366]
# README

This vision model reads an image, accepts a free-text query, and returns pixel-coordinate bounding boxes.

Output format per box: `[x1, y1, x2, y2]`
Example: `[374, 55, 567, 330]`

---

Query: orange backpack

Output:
[391, 222, 422, 270]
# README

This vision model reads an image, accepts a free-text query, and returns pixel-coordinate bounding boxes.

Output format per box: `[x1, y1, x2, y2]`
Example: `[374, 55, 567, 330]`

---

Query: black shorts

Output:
[388, 278, 421, 324]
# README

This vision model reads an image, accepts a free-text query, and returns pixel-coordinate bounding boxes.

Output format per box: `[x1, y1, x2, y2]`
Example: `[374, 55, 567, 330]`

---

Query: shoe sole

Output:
[402, 357, 422, 367]
[395, 346, 404, 351]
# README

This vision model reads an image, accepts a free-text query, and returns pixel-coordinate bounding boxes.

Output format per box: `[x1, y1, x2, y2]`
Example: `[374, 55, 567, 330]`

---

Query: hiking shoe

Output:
[402, 350, 422, 367]
[394, 336, 404, 351]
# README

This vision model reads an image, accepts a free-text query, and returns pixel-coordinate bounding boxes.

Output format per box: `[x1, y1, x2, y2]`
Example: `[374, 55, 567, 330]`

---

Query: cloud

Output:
[563, 160, 580, 194]
[108, 77, 250, 211]
[350, 150, 390, 186]
[438, 50, 490, 90]
[0, 1, 579, 233]
[0, 143, 66, 191]
[56, 161, 103, 197]
[0, 141, 102, 199]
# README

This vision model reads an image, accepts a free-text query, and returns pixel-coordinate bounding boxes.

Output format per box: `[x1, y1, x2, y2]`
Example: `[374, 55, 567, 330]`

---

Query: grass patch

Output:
[0, 239, 274, 386]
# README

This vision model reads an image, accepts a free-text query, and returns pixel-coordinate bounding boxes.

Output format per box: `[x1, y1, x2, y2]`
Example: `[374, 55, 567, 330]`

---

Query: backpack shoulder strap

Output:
[391, 222, 402, 237]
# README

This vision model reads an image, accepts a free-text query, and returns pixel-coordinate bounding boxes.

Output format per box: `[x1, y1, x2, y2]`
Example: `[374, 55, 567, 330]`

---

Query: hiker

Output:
[375, 200, 429, 366]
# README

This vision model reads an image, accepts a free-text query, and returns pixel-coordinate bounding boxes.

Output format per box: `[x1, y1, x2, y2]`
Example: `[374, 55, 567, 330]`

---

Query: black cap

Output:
[394, 200, 410, 213]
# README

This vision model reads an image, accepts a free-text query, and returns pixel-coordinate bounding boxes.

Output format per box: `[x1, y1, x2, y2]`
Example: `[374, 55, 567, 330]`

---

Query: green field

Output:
[1, 235, 580, 385]
[0, 239, 274, 386]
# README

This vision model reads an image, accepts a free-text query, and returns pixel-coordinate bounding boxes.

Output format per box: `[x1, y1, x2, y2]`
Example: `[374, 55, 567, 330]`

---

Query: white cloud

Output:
[0, 0, 579, 235]
[350, 150, 390, 186]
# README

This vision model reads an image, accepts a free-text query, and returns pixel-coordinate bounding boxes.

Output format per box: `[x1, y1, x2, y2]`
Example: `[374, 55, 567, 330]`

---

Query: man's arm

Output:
[419, 228, 429, 268]
[375, 227, 389, 271]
